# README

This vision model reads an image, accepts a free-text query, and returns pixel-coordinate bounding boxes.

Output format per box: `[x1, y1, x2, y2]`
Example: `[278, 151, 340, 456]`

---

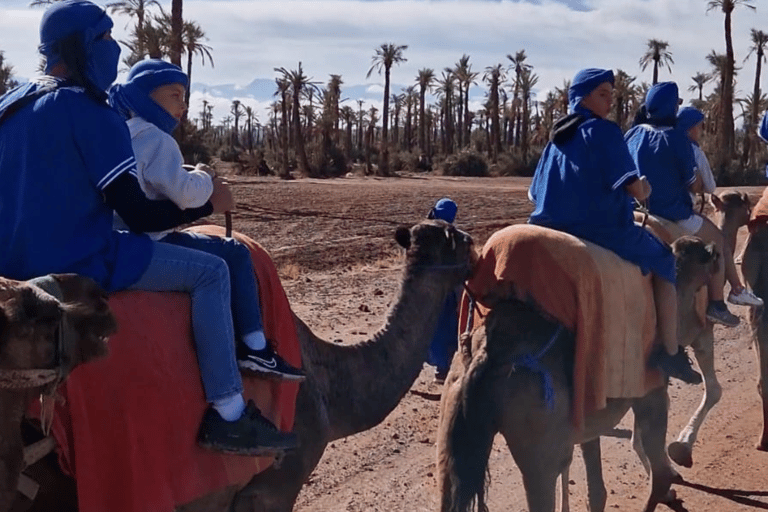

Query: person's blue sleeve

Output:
[590, 120, 638, 190]
[760, 111, 768, 143]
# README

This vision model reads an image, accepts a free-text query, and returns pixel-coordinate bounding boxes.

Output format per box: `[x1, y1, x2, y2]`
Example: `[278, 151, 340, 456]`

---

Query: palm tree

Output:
[638, 39, 674, 84]
[613, 69, 636, 130]
[507, 49, 532, 147]
[416, 68, 435, 155]
[0, 51, 18, 96]
[435, 70, 456, 155]
[745, 29, 768, 129]
[483, 63, 505, 161]
[518, 67, 538, 162]
[230, 100, 243, 148]
[688, 72, 711, 102]
[181, 20, 213, 106]
[276, 63, 319, 176]
[327, 74, 343, 141]
[169, 0, 182, 66]
[366, 43, 408, 175]
[391, 93, 404, 151]
[274, 77, 291, 178]
[707, 0, 756, 164]
[340, 105, 356, 159]
[106, 0, 161, 60]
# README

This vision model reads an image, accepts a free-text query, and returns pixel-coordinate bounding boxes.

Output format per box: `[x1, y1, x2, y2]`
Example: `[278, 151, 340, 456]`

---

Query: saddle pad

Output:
[28, 226, 301, 512]
[459, 224, 663, 430]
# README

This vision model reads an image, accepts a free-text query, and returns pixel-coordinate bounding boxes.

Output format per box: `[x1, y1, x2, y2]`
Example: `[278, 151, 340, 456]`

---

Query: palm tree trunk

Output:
[380, 68, 391, 176]
[723, 10, 736, 161]
[293, 92, 311, 175]
[170, 0, 182, 67]
[185, 49, 193, 107]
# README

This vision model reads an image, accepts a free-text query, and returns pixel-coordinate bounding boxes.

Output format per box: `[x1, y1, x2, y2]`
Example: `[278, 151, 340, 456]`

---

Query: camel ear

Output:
[395, 226, 411, 249]
[710, 193, 724, 212]
[742, 191, 751, 206]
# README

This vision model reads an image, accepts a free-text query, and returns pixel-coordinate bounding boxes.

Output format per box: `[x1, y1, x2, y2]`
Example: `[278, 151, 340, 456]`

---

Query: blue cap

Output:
[428, 198, 458, 223]
[568, 68, 614, 112]
[677, 106, 704, 133]
[645, 82, 679, 121]
[125, 59, 189, 92]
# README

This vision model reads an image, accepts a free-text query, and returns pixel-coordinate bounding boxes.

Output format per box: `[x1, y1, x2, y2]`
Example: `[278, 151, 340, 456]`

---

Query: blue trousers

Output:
[427, 289, 460, 373]
[128, 240, 247, 402]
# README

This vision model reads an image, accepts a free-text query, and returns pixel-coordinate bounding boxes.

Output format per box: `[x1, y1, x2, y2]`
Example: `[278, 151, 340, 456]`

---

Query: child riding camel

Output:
[625, 82, 762, 328]
[528, 68, 701, 384]
[108, 59, 304, 382]
[0, 0, 297, 457]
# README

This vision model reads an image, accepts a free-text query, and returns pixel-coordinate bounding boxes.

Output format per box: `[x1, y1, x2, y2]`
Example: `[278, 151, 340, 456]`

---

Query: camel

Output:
[17, 220, 474, 512]
[738, 193, 768, 452]
[436, 235, 718, 512]
[0, 274, 115, 512]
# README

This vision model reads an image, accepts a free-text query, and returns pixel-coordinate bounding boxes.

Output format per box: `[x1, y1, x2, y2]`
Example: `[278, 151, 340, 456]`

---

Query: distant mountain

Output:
[190, 77, 488, 105]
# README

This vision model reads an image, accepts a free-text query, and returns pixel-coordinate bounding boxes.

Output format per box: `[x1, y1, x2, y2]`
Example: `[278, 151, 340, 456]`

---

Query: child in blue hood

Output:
[108, 59, 304, 383]
[0, 1, 297, 457]
[626, 83, 762, 328]
[529, 68, 700, 385]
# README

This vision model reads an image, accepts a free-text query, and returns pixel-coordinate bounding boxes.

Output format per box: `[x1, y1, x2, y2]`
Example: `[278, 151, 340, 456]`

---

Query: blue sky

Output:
[1, 0, 766, 125]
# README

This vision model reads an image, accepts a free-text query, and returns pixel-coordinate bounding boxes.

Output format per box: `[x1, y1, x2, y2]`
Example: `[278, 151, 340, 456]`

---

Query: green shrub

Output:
[438, 151, 488, 177]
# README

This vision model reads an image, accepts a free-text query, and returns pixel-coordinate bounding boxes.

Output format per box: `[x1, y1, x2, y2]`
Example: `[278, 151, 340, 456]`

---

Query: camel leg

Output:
[557, 461, 570, 512]
[667, 330, 720, 468]
[754, 314, 768, 451]
[580, 439, 606, 512]
[632, 386, 676, 512]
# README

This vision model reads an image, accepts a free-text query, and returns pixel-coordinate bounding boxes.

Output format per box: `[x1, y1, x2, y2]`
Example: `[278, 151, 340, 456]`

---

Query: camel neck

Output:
[318, 267, 458, 441]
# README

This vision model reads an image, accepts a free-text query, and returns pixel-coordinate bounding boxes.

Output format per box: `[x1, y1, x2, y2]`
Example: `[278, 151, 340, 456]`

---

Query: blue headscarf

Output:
[108, 59, 188, 135]
[568, 68, 614, 114]
[428, 198, 457, 223]
[677, 106, 704, 134]
[38, 0, 119, 93]
[644, 82, 679, 126]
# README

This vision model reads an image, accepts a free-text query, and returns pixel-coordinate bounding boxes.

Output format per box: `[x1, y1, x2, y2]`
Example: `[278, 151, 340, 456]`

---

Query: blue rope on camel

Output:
[510, 324, 563, 410]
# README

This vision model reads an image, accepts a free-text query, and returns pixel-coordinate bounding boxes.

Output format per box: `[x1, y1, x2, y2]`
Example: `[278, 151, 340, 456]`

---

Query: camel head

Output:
[712, 190, 751, 228]
[672, 236, 718, 293]
[0, 275, 114, 377]
[395, 220, 474, 279]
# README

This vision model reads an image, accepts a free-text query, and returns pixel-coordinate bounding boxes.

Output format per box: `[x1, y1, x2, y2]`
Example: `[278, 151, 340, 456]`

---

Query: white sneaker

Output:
[728, 288, 764, 307]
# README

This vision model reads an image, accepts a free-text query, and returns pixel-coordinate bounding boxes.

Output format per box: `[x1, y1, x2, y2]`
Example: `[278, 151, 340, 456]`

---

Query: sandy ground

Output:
[215, 172, 767, 512]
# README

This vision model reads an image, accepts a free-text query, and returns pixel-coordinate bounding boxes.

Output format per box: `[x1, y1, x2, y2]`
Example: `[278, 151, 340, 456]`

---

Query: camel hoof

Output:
[667, 442, 693, 468]
[669, 468, 684, 485]
[757, 439, 768, 452]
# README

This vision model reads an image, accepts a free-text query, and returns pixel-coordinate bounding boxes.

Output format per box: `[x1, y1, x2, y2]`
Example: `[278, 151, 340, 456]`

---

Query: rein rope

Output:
[507, 324, 564, 410]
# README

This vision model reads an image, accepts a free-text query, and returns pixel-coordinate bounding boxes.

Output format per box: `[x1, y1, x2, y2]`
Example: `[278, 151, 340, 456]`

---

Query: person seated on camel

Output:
[625, 82, 762, 329]
[0, 0, 297, 457]
[677, 106, 716, 206]
[108, 59, 303, 382]
[528, 67, 701, 385]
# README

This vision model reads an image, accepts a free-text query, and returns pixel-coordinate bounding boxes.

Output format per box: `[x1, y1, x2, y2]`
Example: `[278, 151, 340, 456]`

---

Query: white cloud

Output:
[2, 0, 767, 124]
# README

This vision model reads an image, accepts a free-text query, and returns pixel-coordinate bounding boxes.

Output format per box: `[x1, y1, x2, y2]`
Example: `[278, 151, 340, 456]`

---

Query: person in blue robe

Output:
[625, 82, 761, 329]
[529, 68, 700, 384]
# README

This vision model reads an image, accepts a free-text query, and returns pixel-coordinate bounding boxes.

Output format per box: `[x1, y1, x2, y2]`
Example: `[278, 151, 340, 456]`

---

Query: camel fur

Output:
[0, 275, 114, 512]
[15, 220, 474, 512]
[436, 236, 718, 512]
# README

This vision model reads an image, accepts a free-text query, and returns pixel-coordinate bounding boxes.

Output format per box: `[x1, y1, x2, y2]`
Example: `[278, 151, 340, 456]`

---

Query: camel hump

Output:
[463, 224, 660, 426]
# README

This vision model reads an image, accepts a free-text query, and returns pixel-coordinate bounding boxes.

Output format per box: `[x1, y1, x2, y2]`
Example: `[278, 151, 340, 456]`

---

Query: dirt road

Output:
[219, 173, 767, 512]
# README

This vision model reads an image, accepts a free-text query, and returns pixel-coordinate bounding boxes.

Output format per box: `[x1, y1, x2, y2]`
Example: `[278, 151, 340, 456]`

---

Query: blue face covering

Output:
[86, 38, 121, 92]
[108, 59, 188, 134]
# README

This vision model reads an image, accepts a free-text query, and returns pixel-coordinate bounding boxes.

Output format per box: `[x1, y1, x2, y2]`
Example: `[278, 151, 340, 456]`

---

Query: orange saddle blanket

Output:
[459, 224, 664, 429]
[28, 226, 301, 512]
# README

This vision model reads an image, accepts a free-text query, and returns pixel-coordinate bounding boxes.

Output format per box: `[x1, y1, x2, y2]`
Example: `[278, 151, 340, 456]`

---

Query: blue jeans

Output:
[128, 241, 242, 402]
[161, 231, 263, 337]
[427, 289, 460, 374]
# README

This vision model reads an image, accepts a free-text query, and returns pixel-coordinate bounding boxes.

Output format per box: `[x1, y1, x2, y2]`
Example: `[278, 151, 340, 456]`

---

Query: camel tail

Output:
[437, 327, 495, 512]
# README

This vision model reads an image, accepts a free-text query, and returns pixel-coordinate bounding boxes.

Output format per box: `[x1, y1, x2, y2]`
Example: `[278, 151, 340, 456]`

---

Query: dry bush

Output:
[438, 150, 488, 177]
[278, 263, 301, 280]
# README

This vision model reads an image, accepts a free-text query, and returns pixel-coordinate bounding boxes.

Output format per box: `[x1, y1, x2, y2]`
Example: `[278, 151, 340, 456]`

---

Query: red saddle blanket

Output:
[28, 226, 301, 512]
[459, 224, 664, 430]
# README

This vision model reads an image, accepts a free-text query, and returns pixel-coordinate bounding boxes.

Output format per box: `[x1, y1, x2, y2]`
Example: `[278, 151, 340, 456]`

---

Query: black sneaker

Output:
[197, 400, 299, 456]
[650, 347, 703, 385]
[237, 342, 306, 381]
[705, 301, 740, 327]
